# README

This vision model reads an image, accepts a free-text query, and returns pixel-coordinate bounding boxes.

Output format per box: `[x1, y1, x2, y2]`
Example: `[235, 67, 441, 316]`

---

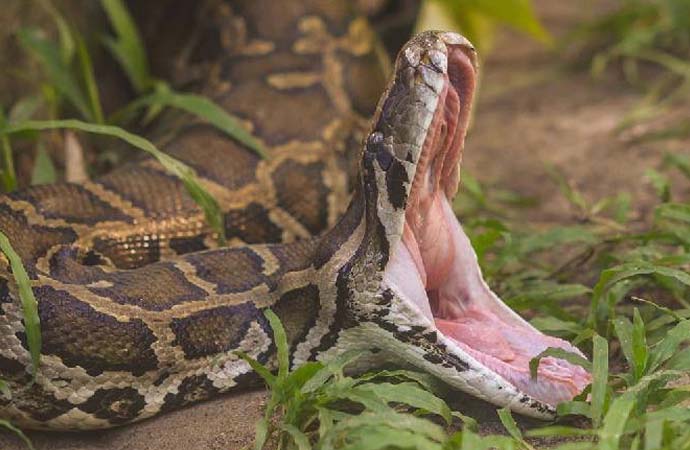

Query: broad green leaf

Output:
[123, 90, 267, 158]
[282, 424, 311, 450]
[0, 231, 41, 377]
[253, 416, 269, 450]
[353, 381, 452, 424]
[100, 0, 151, 93]
[301, 349, 368, 394]
[598, 393, 636, 450]
[591, 334, 609, 427]
[647, 320, 690, 372]
[0, 120, 225, 244]
[31, 144, 57, 186]
[664, 153, 690, 180]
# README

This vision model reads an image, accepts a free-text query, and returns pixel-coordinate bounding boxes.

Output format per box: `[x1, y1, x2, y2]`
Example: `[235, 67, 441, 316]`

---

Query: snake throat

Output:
[382, 40, 591, 408]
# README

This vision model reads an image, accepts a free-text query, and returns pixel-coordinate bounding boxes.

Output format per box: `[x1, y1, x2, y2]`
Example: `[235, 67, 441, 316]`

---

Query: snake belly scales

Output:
[0, 0, 591, 430]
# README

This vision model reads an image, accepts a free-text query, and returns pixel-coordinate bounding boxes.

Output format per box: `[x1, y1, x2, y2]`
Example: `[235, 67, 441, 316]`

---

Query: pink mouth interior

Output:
[383, 47, 591, 406]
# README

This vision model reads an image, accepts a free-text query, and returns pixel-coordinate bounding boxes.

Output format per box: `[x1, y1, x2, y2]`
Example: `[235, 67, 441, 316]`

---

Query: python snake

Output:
[0, 0, 590, 430]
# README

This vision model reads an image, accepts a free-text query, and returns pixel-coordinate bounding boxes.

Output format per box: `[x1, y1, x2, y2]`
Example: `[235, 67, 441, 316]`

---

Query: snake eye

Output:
[366, 131, 384, 151]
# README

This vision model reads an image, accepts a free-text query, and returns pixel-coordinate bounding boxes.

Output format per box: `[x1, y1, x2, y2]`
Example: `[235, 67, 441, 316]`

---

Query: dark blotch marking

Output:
[272, 160, 329, 235]
[34, 286, 158, 376]
[10, 183, 132, 225]
[160, 374, 219, 413]
[169, 235, 209, 255]
[78, 387, 146, 425]
[186, 247, 266, 294]
[271, 284, 320, 352]
[0, 277, 10, 315]
[88, 262, 208, 311]
[385, 158, 408, 209]
[11, 383, 74, 422]
[0, 204, 76, 278]
[225, 202, 283, 244]
[170, 302, 261, 359]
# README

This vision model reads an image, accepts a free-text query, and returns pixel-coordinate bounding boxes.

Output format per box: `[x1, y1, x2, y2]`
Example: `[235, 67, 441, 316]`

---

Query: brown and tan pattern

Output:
[0, 0, 580, 431]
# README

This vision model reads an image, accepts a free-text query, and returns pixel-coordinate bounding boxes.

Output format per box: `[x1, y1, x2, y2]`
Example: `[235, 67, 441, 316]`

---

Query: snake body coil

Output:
[0, 0, 590, 430]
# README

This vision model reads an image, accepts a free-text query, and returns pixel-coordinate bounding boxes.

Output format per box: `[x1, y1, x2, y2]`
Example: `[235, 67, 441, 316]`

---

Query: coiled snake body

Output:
[0, 0, 590, 430]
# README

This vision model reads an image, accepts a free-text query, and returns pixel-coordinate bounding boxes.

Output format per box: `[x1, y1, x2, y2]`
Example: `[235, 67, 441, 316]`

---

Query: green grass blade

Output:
[0, 419, 35, 450]
[0, 119, 225, 244]
[598, 393, 636, 450]
[18, 28, 94, 121]
[75, 36, 104, 124]
[647, 320, 690, 372]
[497, 408, 536, 450]
[591, 334, 609, 427]
[630, 308, 648, 380]
[353, 381, 452, 424]
[100, 0, 151, 92]
[125, 90, 267, 158]
[529, 347, 592, 380]
[263, 309, 289, 381]
[0, 231, 41, 378]
[0, 110, 17, 192]
[31, 143, 57, 186]
[234, 351, 276, 388]
[281, 424, 312, 450]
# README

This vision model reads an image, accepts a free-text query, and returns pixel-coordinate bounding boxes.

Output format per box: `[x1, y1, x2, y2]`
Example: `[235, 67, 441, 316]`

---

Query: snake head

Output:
[346, 31, 591, 419]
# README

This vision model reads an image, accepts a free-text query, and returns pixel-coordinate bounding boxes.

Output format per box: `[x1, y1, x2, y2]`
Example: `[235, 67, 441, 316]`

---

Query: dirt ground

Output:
[1, 1, 689, 449]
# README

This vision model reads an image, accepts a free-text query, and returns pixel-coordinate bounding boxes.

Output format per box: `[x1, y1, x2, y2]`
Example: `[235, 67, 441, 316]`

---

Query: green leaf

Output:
[31, 143, 57, 186]
[647, 320, 690, 372]
[498, 408, 535, 450]
[122, 90, 267, 158]
[301, 349, 368, 394]
[598, 392, 636, 450]
[529, 347, 592, 380]
[18, 28, 94, 121]
[234, 351, 275, 388]
[645, 169, 671, 202]
[75, 36, 104, 124]
[0, 379, 10, 400]
[253, 416, 269, 450]
[0, 231, 41, 378]
[664, 153, 690, 180]
[9, 96, 43, 123]
[264, 309, 289, 381]
[591, 334, 609, 427]
[100, 0, 152, 93]
[0, 119, 225, 244]
[282, 424, 312, 450]
[353, 381, 452, 424]
[0, 110, 17, 192]
[0, 419, 35, 450]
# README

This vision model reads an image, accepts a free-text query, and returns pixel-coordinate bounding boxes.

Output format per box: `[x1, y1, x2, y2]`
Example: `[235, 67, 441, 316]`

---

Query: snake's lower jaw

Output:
[382, 34, 591, 413]
[385, 192, 591, 411]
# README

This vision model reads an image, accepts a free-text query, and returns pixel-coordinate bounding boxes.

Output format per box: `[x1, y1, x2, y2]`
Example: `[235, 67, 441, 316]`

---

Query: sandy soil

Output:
[2, 1, 689, 449]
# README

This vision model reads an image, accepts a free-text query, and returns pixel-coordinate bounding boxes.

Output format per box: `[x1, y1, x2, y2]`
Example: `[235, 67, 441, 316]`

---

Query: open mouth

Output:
[382, 44, 591, 407]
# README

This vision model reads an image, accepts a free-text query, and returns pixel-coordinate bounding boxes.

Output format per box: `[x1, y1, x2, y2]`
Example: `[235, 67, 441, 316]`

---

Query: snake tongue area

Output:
[382, 36, 591, 409]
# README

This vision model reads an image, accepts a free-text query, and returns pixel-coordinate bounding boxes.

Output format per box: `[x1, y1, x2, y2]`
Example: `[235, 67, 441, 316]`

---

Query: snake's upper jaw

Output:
[378, 32, 591, 417]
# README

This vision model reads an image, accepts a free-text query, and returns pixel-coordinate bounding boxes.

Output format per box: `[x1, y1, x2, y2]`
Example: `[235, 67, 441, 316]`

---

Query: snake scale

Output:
[0, 0, 590, 430]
